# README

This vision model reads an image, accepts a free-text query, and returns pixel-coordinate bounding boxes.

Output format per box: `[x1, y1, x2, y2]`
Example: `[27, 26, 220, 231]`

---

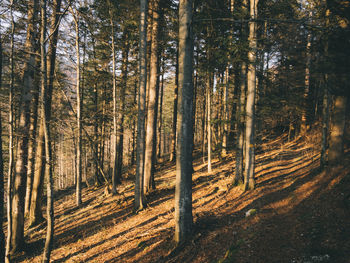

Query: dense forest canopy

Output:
[0, 0, 349, 262]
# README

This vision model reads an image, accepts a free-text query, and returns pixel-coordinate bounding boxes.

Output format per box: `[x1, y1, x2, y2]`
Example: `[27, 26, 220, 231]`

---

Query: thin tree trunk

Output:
[170, 46, 179, 162]
[221, 66, 229, 156]
[110, 3, 119, 194]
[39, 2, 54, 260]
[71, 7, 82, 206]
[5, 4, 15, 259]
[11, 0, 38, 253]
[207, 73, 212, 173]
[0, 20, 5, 263]
[243, 0, 258, 191]
[116, 29, 130, 188]
[135, 0, 148, 211]
[320, 83, 329, 167]
[234, 62, 246, 185]
[157, 57, 164, 159]
[175, 0, 194, 244]
[144, 0, 160, 194]
[301, 18, 312, 133]
[29, 0, 62, 227]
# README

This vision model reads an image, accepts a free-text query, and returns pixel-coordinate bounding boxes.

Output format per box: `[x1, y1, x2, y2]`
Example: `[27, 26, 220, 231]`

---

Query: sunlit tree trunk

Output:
[221, 66, 229, 157]
[170, 46, 179, 162]
[157, 57, 165, 159]
[144, 0, 160, 194]
[5, 4, 15, 260]
[70, 6, 82, 206]
[116, 28, 130, 189]
[10, 0, 38, 253]
[243, 0, 258, 191]
[207, 73, 212, 173]
[29, 0, 62, 227]
[39, 2, 54, 260]
[0, 20, 5, 263]
[110, 3, 119, 194]
[135, 0, 148, 211]
[175, 0, 194, 243]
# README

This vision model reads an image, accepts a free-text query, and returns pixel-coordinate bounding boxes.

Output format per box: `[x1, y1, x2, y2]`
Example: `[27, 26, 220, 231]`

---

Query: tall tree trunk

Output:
[71, 7, 82, 206]
[110, 3, 119, 194]
[328, 96, 347, 164]
[0, 20, 5, 263]
[221, 66, 229, 157]
[5, 4, 15, 260]
[175, 0, 194, 244]
[170, 46, 179, 162]
[157, 57, 165, 159]
[243, 0, 258, 191]
[207, 73, 212, 173]
[234, 63, 246, 185]
[301, 19, 312, 133]
[24, 62, 40, 216]
[39, 2, 54, 260]
[320, 83, 329, 167]
[135, 0, 148, 211]
[116, 28, 130, 189]
[144, 0, 160, 194]
[10, 0, 38, 253]
[29, 0, 62, 227]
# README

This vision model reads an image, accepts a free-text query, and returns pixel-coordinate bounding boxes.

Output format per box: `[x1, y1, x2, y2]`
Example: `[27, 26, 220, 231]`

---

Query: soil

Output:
[13, 131, 350, 263]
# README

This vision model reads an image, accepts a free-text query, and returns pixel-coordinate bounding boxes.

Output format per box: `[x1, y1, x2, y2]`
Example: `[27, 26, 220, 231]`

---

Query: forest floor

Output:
[15, 130, 350, 263]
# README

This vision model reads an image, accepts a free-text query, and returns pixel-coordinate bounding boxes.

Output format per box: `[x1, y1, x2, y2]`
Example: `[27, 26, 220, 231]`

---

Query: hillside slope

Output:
[16, 133, 350, 263]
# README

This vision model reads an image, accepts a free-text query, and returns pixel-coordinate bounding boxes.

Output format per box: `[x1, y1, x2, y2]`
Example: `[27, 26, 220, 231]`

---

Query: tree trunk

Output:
[243, 0, 258, 191]
[39, 2, 54, 260]
[29, 0, 62, 227]
[320, 84, 329, 167]
[234, 62, 246, 185]
[0, 21, 5, 263]
[328, 96, 347, 164]
[116, 28, 130, 188]
[135, 0, 148, 211]
[110, 4, 119, 194]
[5, 5, 15, 260]
[157, 57, 165, 159]
[10, 0, 38, 253]
[170, 46, 179, 162]
[221, 66, 229, 157]
[144, 0, 160, 194]
[207, 73, 212, 173]
[71, 7, 82, 206]
[175, 0, 194, 244]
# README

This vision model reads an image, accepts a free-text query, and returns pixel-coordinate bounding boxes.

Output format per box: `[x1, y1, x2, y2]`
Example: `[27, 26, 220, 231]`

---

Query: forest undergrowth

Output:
[14, 130, 350, 263]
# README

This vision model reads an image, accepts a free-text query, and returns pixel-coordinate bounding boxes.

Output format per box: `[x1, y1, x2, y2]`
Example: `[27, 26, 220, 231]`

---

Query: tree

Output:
[144, 0, 161, 194]
[29, 0, 62, 227]
[174, 0, 194, 243]
[243, 0, 258, 191]
[0, 18, 5, 263]
[10, 0, 39, 253]
[135, 0, 148, 211]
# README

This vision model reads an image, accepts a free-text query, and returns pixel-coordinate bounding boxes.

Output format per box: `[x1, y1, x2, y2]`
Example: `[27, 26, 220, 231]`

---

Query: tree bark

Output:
[234, 62, 246, 185]
[29, 0, 62, 227]
[175, 0, 194, 244]
[135, 0, 148, 211]
[5, 4, 15, 260]
[144, 0, 161, 194]
[0, 21, 5, 263]
[170, 46, 179, 162]
[39, 2, 54, 261]
[328, 96, 347, 164]
[243, 0, 258, 191]
[10, 0, 38, 253]
[207, 73, 212, 173]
